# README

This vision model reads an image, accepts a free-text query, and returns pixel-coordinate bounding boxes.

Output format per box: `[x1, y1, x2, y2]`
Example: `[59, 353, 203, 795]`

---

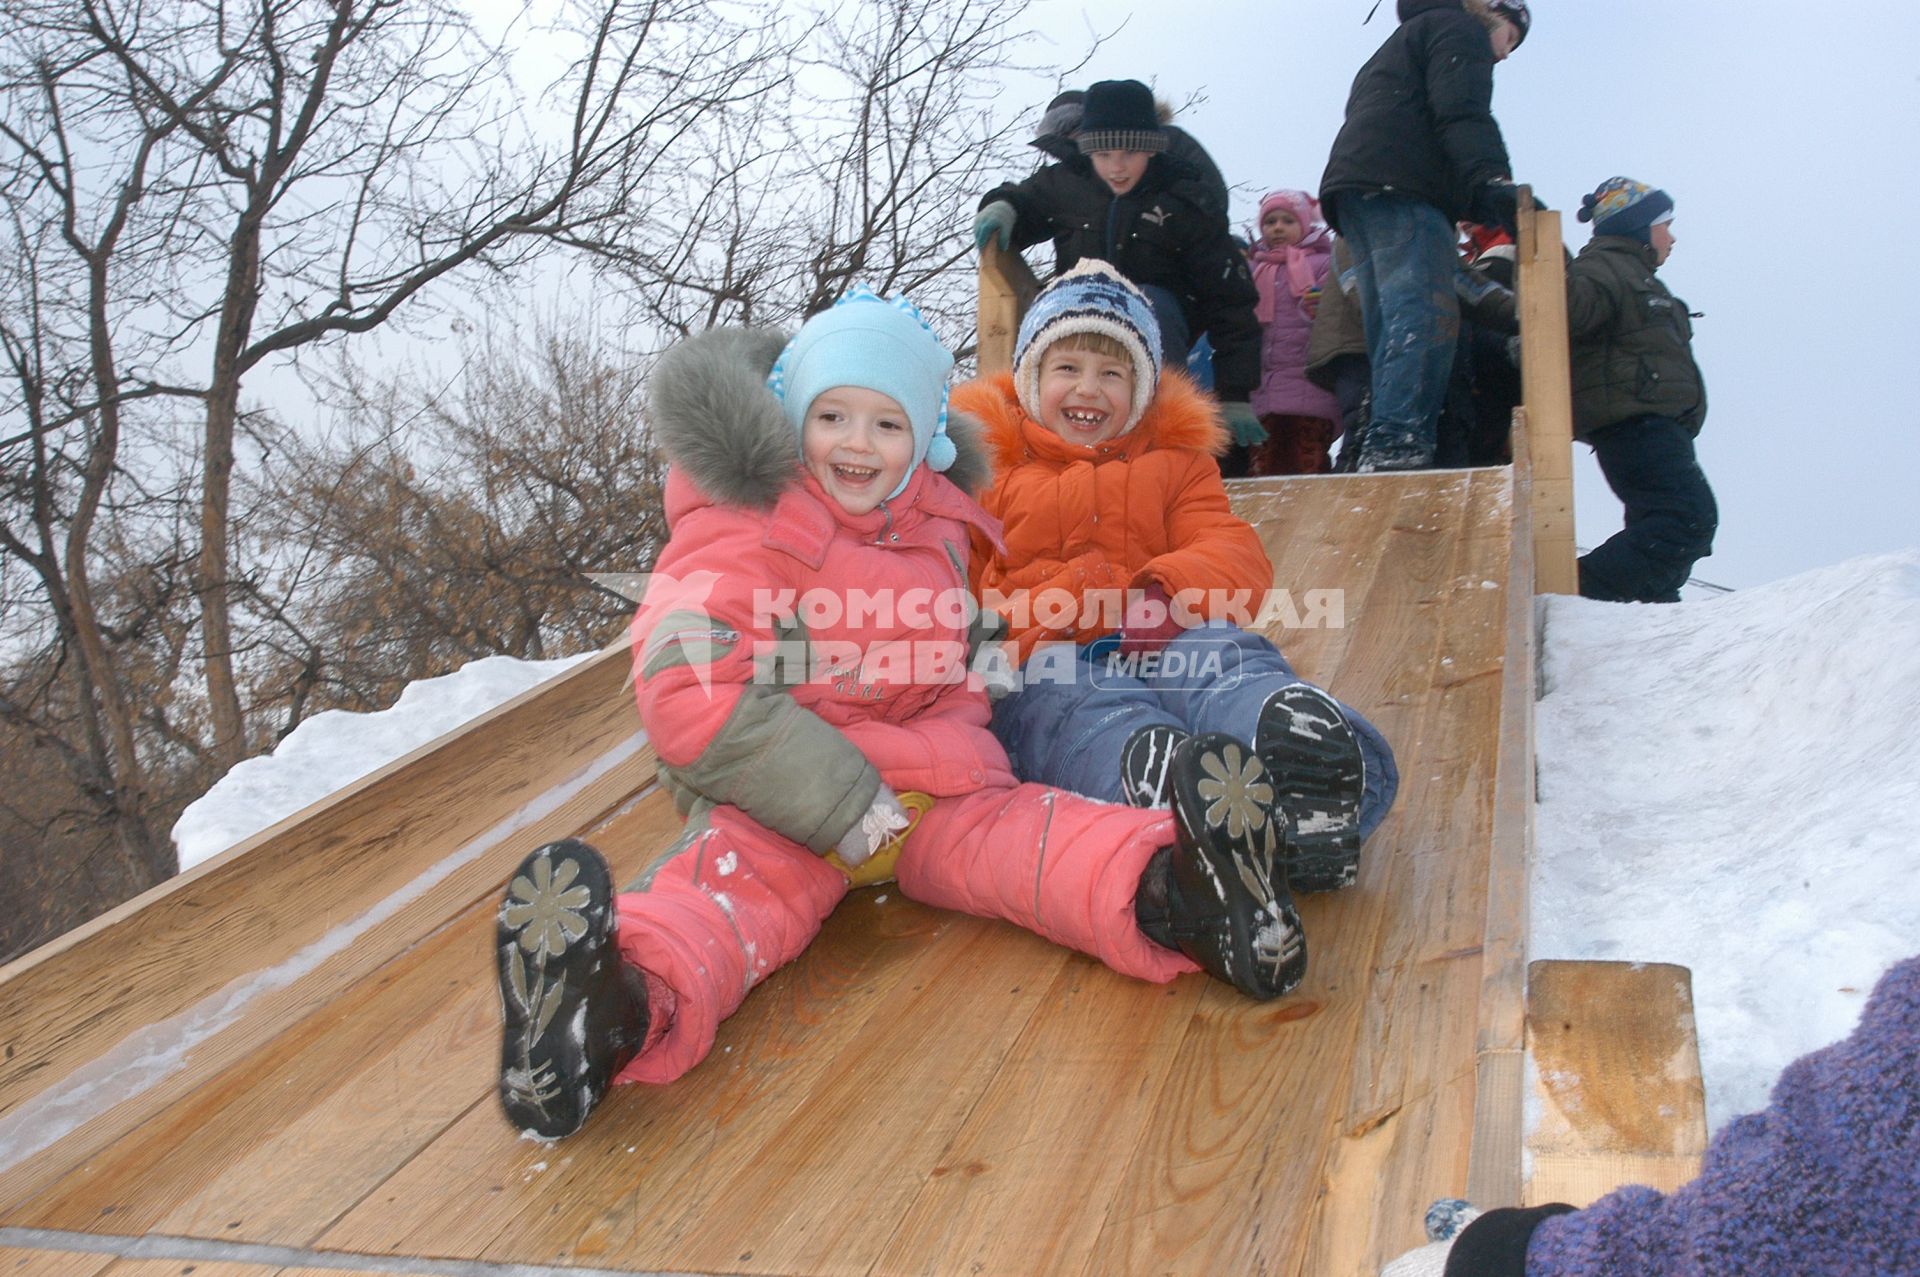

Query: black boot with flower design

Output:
[1159, 732, 1307, 1000]
[496, 839, 648, 1139]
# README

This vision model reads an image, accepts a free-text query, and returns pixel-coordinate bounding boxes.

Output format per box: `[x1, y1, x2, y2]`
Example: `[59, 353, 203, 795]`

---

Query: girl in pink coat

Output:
[1249, 189, 1344, 474]
[493, 291, 1310, 1139]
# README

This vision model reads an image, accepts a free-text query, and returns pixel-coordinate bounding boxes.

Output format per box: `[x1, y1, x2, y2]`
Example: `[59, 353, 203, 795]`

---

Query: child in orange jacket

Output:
[493, 290, 1321, 1141]
[955, 262, 1400, 901]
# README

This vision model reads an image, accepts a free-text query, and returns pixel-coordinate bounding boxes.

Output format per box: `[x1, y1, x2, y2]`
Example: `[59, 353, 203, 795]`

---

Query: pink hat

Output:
[1258, 189, 1323, 231]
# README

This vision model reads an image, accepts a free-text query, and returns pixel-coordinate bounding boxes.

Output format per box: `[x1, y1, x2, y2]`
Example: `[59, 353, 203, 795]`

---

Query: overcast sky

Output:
[1020, 0, 1920, 589]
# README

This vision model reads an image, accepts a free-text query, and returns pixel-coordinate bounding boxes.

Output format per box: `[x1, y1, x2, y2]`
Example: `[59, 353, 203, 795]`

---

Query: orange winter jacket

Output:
[954, 370, 1273, 662]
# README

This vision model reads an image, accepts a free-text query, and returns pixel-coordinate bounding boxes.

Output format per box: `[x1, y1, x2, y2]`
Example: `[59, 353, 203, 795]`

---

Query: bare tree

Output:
[251, 320, 666, 728]
[586, 0, 1080, 353]
[1, 0, 785, 770]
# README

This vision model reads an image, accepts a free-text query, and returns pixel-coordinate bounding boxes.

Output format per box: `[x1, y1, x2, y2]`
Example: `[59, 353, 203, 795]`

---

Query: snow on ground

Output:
[171, 652, 596, 871]
[168, 552, 1920, 1136]
[1533, 550, 1920, 1132]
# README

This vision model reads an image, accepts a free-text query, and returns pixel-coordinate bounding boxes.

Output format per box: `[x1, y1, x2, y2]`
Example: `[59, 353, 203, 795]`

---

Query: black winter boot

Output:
[1119, 723, 1190, 809]
[1160, 733, 1307, 1000]
[1254, 684, 1366, 892]
[496, 839, 648, 1139]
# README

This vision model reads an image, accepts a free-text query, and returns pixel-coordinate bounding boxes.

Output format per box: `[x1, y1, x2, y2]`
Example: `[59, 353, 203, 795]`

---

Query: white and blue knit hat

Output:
[1012, 260, 1161, 435]
[767, 286, 956, 499]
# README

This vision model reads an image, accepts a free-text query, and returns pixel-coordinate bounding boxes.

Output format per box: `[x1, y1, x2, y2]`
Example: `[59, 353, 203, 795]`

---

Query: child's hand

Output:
[973, 200, 1017, 253]
[833, 784, 912, 868]
[1119, 583, 1185, 654]
[1300, 287, 1322, 320]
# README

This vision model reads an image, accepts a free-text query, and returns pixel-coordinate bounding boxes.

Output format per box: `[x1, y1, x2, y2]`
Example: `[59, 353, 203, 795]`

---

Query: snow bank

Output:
[1534, 550, 1920, 1131]
[171, 652, 597, 871]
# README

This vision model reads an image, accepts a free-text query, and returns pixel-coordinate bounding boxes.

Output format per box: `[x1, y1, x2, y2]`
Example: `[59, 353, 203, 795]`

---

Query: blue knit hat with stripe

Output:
[1577, 177, 1675, 245]
[1012, 260, 1161, 435]
[766, 287, 956, 499]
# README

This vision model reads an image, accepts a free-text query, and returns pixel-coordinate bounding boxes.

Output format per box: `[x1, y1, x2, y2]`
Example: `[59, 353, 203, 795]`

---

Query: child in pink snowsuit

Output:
[493, 291, 1308, 1140]
[1248, 189, 1343, 474]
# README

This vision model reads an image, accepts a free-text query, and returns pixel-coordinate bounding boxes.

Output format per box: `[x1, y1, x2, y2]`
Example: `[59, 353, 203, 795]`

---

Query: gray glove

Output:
[973, 200, 1016, 253]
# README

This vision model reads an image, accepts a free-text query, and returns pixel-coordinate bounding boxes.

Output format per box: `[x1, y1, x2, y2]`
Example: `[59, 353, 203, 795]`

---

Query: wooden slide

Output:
[0, 206, 1697, 1277]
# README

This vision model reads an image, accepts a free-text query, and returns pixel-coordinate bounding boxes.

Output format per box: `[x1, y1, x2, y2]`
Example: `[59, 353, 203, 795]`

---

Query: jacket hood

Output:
[646, 325, 992, 510]
[955, 368, 1229, 475]
[1399, 0, 1465, 20]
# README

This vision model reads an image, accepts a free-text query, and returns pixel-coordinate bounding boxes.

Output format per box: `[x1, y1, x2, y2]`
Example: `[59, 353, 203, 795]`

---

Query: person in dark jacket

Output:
[1380, 951, 1920, 1275]
[1319, 0, 1530, 472]
[1027, 89, 1230, 225]
[1564, 177, 1715, 603]
[974, 79, 1264, 458]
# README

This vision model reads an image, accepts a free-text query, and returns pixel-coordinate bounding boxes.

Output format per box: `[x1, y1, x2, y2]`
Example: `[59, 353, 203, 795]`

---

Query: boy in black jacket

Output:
[1566, 177, 1716, 603]
[1319, 0, 1530, 472]
[974, 79, 1264, 456]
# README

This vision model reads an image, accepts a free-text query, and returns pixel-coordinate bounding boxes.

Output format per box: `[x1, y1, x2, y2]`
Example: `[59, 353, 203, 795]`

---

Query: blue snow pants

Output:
[1338, 191, 1460, 460]
[991, 623, 1399, 841]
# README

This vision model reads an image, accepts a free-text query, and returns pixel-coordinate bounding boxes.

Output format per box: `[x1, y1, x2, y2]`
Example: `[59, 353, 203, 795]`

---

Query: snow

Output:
[1534, 550, 1920, 1131]
[159, 552, 1920, 1138]
[171, 652, 596, 871]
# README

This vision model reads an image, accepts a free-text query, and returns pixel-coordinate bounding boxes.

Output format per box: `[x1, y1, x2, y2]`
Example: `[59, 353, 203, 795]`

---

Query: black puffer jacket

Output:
[1566, 237, 1708, 441]
[981, 157, 1260, 402]
[1320, 0, 1512, 230]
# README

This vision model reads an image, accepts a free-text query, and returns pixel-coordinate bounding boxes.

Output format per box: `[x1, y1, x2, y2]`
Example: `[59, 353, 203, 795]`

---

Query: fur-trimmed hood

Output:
[953, 367, 1230, 476]
[646, 326, 992, 511]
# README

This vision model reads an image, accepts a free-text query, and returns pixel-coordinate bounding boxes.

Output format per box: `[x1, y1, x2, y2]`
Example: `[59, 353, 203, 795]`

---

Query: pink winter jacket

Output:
[1250, 235, 1342, 422]
[631, 328, 1013, 854]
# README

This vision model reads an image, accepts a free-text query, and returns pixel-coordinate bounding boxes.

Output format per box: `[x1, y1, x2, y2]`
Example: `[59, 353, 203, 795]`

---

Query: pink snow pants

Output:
[612, 784, 1188, 1085]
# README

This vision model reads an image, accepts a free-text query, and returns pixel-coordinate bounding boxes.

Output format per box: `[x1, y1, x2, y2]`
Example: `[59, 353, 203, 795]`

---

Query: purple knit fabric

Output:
[1527, 955, 1920, 1276]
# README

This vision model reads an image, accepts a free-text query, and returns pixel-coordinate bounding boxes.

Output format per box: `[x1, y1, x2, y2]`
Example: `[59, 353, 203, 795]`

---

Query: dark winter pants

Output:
[1579, 415, 1718, 604]
[991, 623, 1399, 841]
[1336, 192, 1460, 461]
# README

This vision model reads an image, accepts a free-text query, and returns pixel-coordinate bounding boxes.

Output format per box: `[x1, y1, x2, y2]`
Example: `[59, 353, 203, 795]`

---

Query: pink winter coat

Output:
[1250, 234, 1342, 421]
[632, 329, 1015, 854]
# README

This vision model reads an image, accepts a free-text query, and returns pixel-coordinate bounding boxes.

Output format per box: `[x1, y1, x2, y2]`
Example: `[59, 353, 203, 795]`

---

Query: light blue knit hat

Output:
[766, 287, 956, 499]
[1012, 260, 1161, 435]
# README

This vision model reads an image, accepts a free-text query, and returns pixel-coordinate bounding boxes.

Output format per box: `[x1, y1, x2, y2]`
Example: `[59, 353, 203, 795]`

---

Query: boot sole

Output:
[1167, 734, 1307, 1000]
[496, 839, 627, 1139]
[1120, 724, 1189, 809]
[1256, 686, 1365, 892]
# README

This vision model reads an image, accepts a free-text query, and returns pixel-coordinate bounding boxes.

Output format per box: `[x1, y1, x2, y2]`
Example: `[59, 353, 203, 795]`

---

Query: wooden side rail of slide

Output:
[976, 239, 1039, 375]
[1516, 191, 1579, 595]
[1524, 959, 1709, 1207]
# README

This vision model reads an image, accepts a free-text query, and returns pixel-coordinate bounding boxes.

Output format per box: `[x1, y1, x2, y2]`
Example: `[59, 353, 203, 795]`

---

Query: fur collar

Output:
[953, 369, 1230, 475]
[646, 326, 991, 510]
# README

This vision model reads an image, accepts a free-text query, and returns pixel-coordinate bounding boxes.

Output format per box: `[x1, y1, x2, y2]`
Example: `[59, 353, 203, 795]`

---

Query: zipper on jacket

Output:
[875, 500, 900, 545]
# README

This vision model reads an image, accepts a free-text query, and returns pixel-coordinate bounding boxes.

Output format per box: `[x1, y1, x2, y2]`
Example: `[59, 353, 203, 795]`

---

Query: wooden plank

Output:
[0, 644, 650, 1218]
[976, 241, 1039, 375]
[0, 1246, 116, 1276]
[1468, 426, 1538, 1208]
[868, 955, 1204, 1275]
[1517, 192, 1579, 596]
[1525, 959, 1707, 1207]
[1296, 471, 1515, 1274]
[4, 786, 681, 1245]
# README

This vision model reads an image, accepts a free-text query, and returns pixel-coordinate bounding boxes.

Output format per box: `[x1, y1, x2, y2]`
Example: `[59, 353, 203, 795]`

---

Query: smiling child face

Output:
[1035, 338, 1135, 446]
[801, 386, 915, 515]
